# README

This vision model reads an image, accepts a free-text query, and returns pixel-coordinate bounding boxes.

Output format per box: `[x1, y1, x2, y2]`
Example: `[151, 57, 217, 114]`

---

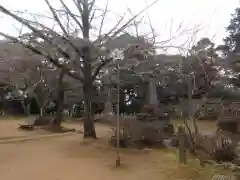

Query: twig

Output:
[98, 0, 108, 39]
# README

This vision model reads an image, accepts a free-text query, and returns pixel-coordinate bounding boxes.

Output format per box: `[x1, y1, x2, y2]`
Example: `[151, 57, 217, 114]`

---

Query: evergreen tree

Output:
[224, 7, 240, 53]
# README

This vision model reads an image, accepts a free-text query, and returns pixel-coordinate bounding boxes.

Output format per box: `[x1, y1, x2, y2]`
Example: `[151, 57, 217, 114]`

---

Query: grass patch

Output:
[155, 148, 231, 180]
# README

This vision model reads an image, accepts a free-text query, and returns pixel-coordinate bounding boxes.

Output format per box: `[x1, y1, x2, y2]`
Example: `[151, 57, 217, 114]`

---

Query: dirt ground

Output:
[0, 116, 217, 139]
[0, 118, 50, 139]
[0, 117, 111, 140]
[0, 133, 221, 180]
[0, 118, 222, 180]
[172, 119, 218, 134]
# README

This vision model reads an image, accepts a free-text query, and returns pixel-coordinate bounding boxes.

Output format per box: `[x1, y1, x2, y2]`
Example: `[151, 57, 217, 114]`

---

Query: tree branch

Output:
[88, 0, 96, 13]
[98, 0, 108, 38]
[44, 0, 68, 35]
[0, 5, 71, 61]
[91, 57, 112, 82]
[59, 0, 83, 30]
[94, 12, 127, 44]
[100, 0, 159, 45]
[0, 32, 84, 82]
[72, 0, 83, 16]
[0, 5, 86, 77]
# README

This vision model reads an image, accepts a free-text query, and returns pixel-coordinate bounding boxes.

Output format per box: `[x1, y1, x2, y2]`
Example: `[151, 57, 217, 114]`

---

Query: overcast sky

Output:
[0, 0, 238, 53]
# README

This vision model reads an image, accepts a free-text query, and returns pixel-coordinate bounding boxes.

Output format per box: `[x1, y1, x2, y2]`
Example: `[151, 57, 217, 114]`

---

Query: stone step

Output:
[212, 174, 231, 180]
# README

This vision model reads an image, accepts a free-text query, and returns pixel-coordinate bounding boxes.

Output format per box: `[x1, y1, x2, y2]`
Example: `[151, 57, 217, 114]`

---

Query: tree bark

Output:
[35, 94, 46, 117]
[40, 107, 44, 117]
[35, 97, 46, 117]
[83, 83, 96, 138]
[104, 95, 113, 117]
[187, 75, 198, 134]
[52, 71, 65, 128]
[82, 46, 96, 138]
[148, 78, 158, 106]
[0, 94, 4, 115]
[21, 99, 30, 116]
[26, 103, 30, 116]
[104, 80, 113, 119]
[80, 1, 96, 138]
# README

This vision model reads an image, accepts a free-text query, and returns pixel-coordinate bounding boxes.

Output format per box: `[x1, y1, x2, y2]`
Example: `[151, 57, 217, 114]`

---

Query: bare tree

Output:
[0, 44, 45, 114]
[0, 40, 61, 120]
[0, 0, 163, 138]
[33, 63, 58, 118]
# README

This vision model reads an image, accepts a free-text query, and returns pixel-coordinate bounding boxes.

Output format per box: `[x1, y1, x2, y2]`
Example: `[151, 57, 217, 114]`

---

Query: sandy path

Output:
[0, 119, 220, 180]
[0, 135, 164, 180]
[0, 119, 50, 138]
[0, 117, 218, 139]
[0, 118, 110, 139]
[0, 134, 212, 180]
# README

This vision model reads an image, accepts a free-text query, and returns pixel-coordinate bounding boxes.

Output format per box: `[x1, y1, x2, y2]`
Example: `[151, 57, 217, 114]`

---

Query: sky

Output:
[0, 0, 239, 54]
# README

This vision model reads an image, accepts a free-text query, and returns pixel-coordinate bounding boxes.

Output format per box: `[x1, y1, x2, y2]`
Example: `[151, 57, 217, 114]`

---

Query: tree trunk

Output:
[40, 107, 43, 116]
[83, 83, 96, 138]
[187, 75, 198, 134]
[0, 94, 4, 115]
[104, 96, 113, 117]
[82, 46, 96, 138]
[21, 99, 30, 116]
[148, 78, 158, 106]
[26, 103, 30, 116]
[35, 96, 47, 118]
[80, 1, 97, 138]
[52, 71, 65, 128]
[104, 80, 113, 119]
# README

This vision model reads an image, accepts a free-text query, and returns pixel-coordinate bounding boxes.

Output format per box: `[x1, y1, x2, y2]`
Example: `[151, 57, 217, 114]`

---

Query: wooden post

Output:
[116, 64, 120, 168]
[178, 124, 187, 164]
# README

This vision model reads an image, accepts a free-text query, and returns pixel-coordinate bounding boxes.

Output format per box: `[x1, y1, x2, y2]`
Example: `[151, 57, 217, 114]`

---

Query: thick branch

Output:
[44, 0, 68, 35]
[91, 57, 112, 82]
[0, 5, 71, 61]
[72, 0, 83, 16]
[100, 0, 159, 44]
[59, 0, 83, 30]
[98, 0, 108, 38]
[44, 0, 85, 73]
[29, 16, 85, 74]
[88, 0, 96, 13]
[0, 5, 86, 78]
[94, 12, 127, 44]
[0, 32, 84, 82]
